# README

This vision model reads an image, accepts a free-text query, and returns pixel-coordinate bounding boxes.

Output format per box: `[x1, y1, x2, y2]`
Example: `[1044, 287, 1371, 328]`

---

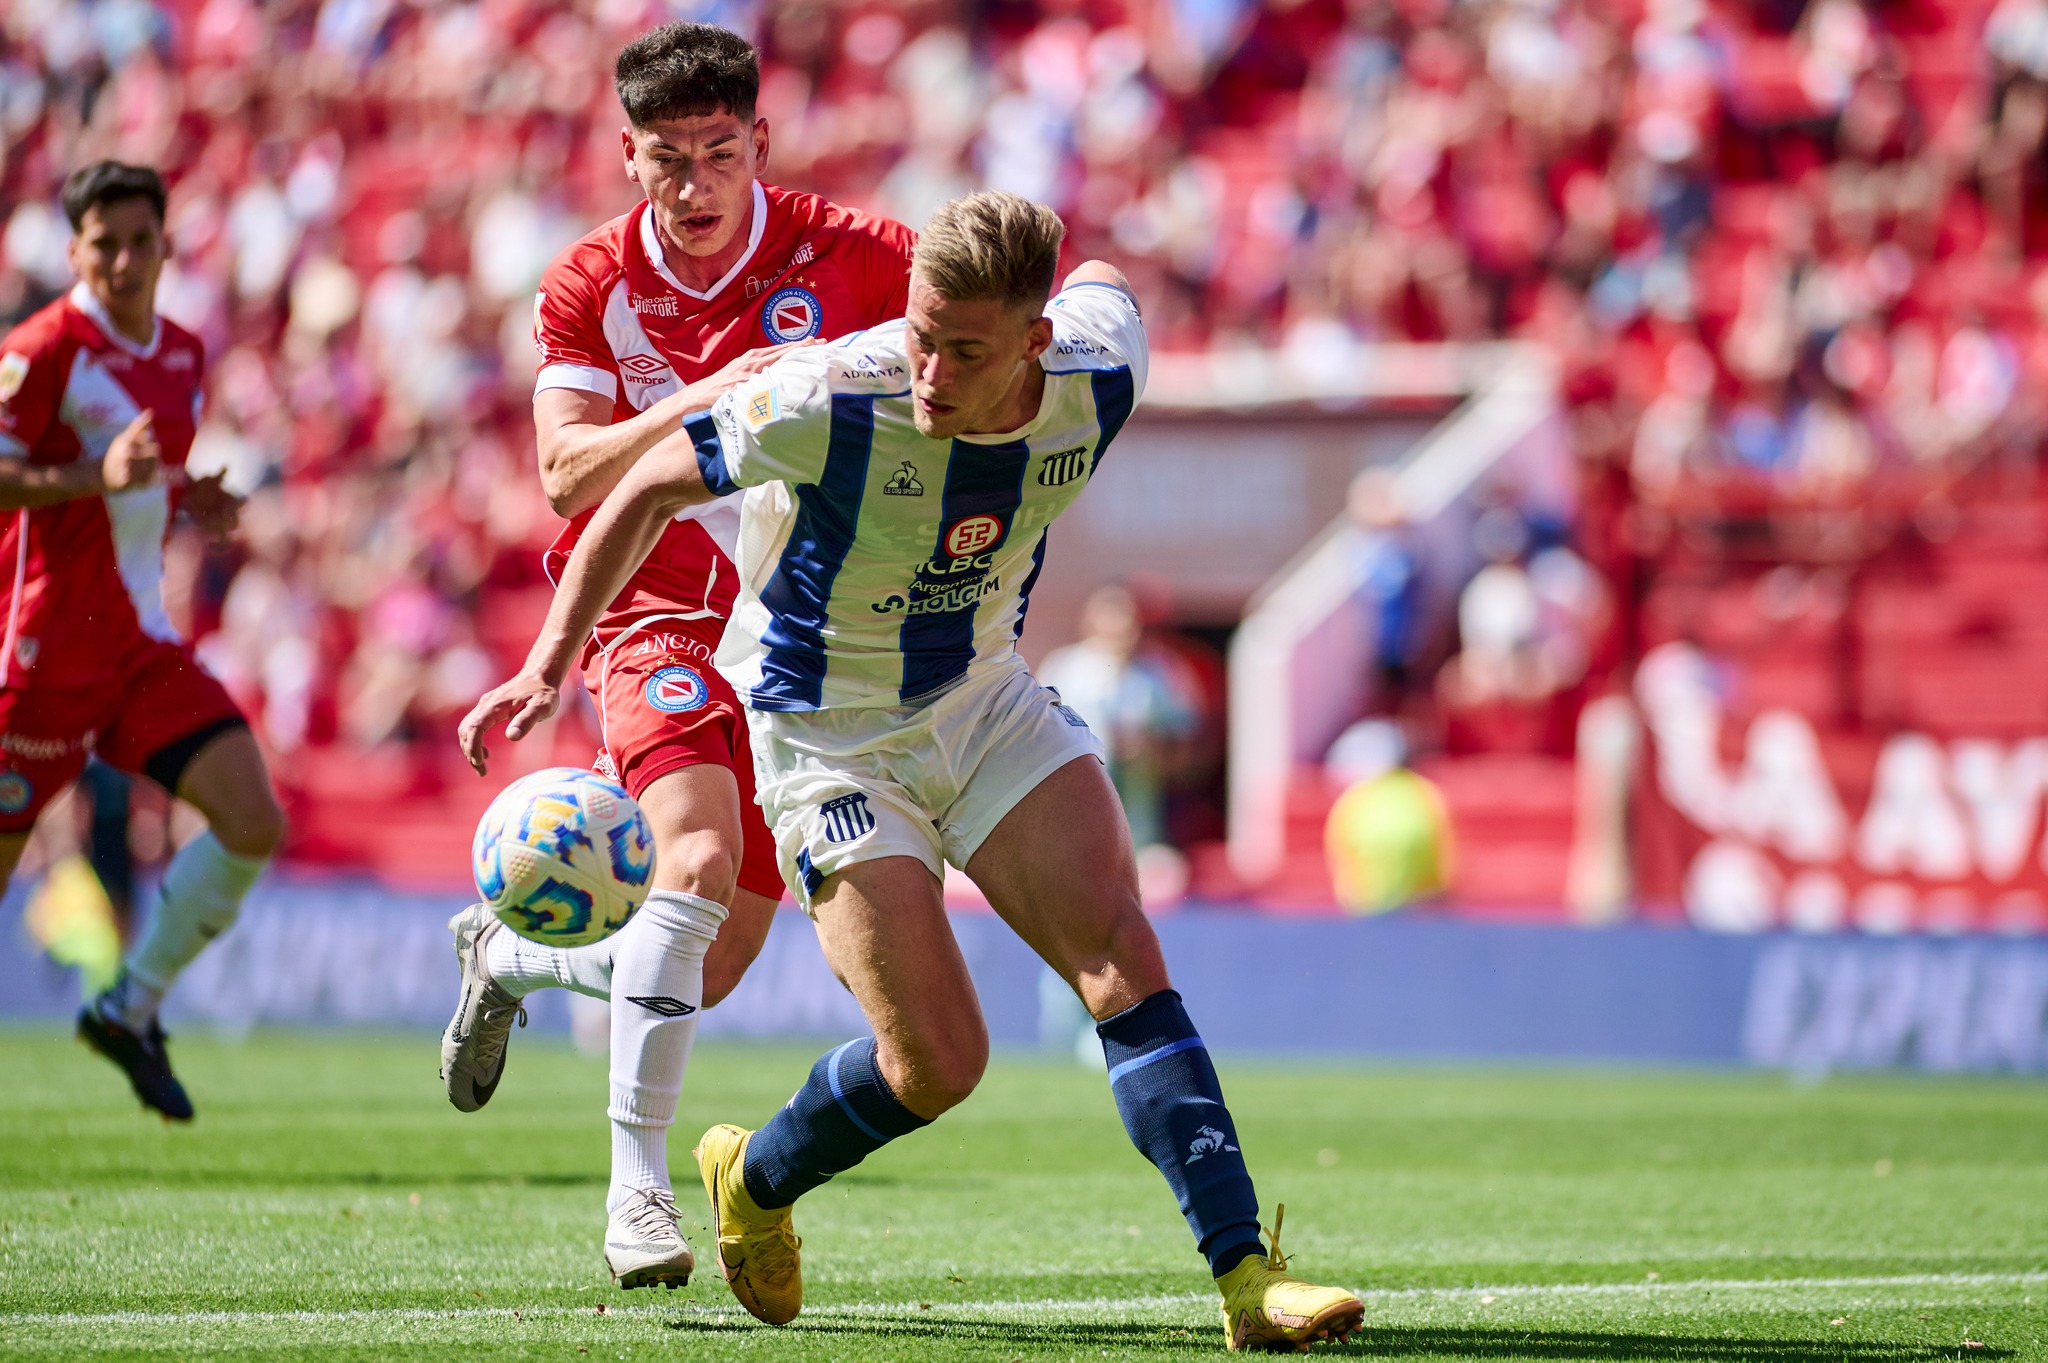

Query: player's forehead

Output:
[75, 196, 164, 239]
[628, 110, 751, 154]
[905, 279, 1032, 345]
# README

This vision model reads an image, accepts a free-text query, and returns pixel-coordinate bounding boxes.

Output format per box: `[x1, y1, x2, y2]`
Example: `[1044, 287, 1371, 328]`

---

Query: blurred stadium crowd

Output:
[6, 0, 2048, 877]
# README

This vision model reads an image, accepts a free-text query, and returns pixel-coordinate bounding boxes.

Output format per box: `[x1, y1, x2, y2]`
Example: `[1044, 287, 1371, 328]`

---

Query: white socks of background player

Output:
[484, 926, 617, 1000]
[113, 832, 267, 1028]
[605, 890, 727, 1210]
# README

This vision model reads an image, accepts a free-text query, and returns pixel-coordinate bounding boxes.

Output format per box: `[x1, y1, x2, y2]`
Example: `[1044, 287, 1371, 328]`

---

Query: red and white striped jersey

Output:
[0, 284, 206, 689]
[533, 183, 916, 663]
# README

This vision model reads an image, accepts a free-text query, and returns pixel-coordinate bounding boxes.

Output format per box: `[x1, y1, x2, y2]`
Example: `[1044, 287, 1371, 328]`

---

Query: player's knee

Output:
[215, 793, 286, 862]
[652, 831, 737, 904]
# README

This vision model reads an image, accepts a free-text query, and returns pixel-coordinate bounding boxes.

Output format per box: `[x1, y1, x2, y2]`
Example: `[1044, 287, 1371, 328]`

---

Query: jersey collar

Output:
[639, 182, 768, 303]
[69, 282, 162, 358]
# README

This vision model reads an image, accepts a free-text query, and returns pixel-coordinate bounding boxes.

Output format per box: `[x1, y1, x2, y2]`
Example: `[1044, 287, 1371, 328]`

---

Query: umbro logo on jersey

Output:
[1038, 447, 1089, 487]
[630, 293, 679, 317]
[627, 995, 697, 1018]
[617, 353, 671, 382]
[882, 461, 924, 496]
[820, 793, 876, 843]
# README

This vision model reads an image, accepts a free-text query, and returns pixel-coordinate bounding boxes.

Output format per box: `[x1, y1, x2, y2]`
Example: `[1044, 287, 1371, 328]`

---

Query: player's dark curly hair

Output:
[61, 161, 167, 232]
[614, 22, 759, 127]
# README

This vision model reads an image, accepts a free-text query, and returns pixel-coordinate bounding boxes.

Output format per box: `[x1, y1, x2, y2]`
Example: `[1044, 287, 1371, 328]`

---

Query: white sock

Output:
[484, 927, 616, 1001]
[121, 832, 266, 1026]
[604, 889, 726, 1212]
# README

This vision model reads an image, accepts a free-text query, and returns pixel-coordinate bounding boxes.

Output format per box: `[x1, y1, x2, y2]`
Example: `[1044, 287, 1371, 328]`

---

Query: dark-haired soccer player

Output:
[0, 161, 285, 1121]
[439, 22, 916, 1290]
[463, 191, 1367, 1351]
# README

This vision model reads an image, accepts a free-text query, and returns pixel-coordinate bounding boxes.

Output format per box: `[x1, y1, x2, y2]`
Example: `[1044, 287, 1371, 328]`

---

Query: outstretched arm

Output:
[458, 430, 713, 774]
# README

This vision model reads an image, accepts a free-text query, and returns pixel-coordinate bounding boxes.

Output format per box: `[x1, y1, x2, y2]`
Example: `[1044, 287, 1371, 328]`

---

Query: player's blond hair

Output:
[913, 192, 1067, 311]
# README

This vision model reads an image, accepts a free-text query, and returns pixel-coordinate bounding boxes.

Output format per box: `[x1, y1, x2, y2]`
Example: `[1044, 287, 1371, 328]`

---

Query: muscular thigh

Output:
[636, 763, 744, 900]
[809, 855, 985, 1117]
[965, 755, 1169, 1019]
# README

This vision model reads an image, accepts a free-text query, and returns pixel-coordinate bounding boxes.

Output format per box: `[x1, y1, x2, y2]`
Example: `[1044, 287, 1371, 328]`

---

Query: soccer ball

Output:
[472, 767, 655, 947]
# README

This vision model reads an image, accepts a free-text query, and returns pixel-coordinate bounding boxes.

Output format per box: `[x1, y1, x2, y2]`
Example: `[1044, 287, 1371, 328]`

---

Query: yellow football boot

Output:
[693, 1123, 803, 1324]
[1216, 1205, 1365, 1352]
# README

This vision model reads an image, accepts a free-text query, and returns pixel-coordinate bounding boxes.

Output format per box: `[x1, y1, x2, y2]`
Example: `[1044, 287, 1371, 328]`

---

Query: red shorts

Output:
[0, 638, 246, 833]
[587, 629, 785, 901]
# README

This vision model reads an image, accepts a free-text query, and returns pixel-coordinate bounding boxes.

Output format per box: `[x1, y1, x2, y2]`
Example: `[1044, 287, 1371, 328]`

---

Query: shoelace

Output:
[1261, 1203, 1291, 1274]
[469, 988, 527, 1071]
[721, 1198, 801, 1277]
[621, 1187, 683, 1244]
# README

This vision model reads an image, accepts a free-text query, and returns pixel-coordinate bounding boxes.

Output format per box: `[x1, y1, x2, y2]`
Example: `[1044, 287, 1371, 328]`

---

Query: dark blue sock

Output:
[1098, 990, 1266, 1277]
[741, 1037, 930, 1209]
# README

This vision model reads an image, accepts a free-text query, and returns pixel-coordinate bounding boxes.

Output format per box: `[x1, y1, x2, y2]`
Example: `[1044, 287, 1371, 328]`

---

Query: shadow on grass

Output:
[663, 1313, 2012, 1360]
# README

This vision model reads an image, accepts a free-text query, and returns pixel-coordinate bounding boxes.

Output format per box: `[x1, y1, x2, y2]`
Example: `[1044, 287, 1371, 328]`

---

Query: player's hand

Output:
[180, 470, 242, 545]
[677, 338, 825, 414]
[102, 411, 160, 491]
[457, 673, 561, 776]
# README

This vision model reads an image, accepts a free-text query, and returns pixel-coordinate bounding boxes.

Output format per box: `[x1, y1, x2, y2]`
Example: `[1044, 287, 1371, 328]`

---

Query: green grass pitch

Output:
[2, 1026, 2044, 1360]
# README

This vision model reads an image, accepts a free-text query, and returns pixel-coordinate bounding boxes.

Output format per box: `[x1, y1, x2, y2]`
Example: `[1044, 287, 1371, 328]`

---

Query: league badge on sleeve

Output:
[762, 286, 822, 342]
[644, 665, 710, 713]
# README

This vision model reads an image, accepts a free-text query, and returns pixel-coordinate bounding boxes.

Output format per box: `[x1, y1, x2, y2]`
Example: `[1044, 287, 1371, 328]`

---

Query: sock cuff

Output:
[1095, 989, 1194, 1051]
[835, 1038, 931, 1142]
[640, 889, 729, 943]
[175, 830, 268, 890]
[608, 1082, 679, 1128]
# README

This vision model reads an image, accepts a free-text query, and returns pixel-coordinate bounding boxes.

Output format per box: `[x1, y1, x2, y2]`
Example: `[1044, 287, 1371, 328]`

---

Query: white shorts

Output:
[747, 656, 1106, 910]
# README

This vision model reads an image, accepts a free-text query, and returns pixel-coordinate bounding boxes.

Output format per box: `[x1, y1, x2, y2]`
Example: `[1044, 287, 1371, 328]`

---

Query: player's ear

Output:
[621, 127, 639, 183]
[752, 117, 771, 174]
[1023, 313, 1054, 363]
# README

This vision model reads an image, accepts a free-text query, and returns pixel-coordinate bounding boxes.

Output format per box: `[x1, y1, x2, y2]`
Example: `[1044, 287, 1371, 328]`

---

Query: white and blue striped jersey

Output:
[684, 281, 1145, 711]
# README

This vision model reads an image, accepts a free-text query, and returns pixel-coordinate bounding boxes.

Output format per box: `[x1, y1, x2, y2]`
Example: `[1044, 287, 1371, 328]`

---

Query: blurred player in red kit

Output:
[0, 161, 286, 1121]
[441, 22, 916, 1289]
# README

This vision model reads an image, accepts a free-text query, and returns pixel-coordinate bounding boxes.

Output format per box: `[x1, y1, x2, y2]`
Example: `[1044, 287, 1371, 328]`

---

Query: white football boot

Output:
[606, 1187, 696, 1289]
[439, 905, 526, 1112]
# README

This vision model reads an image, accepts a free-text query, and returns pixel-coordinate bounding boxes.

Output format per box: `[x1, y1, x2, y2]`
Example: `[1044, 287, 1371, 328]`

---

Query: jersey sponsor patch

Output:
[762, 286, 822, 342]
[0, 352, 27, 403]
[0, 769, 33, 814]
[945, 514, 1004, 557]
[644, 664, 710, 713]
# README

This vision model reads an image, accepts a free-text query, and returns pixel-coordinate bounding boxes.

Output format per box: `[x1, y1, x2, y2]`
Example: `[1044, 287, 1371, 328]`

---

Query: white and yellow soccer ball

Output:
[471, 767, 655, 947]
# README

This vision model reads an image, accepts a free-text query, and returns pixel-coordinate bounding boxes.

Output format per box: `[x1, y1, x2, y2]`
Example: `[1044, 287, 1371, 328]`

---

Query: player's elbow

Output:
[538, 453, 599, 520]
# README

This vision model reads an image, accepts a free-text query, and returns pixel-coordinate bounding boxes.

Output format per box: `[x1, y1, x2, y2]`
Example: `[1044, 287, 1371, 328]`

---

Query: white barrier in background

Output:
[1224, 345, 1565, 885]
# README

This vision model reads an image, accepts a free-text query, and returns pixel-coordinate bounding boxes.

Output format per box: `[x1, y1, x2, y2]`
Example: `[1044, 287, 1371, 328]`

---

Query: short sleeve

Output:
[684, 349, 836, 495]
[859, 219, 917, 324]
[0, 323, 65, 459]
[1045, 282, 1149, 403]
[533, 256, 620, 403]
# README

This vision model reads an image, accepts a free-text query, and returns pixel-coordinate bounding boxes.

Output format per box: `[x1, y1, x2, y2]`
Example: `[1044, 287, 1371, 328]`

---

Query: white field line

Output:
[4, 1271, 2044, 1329]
